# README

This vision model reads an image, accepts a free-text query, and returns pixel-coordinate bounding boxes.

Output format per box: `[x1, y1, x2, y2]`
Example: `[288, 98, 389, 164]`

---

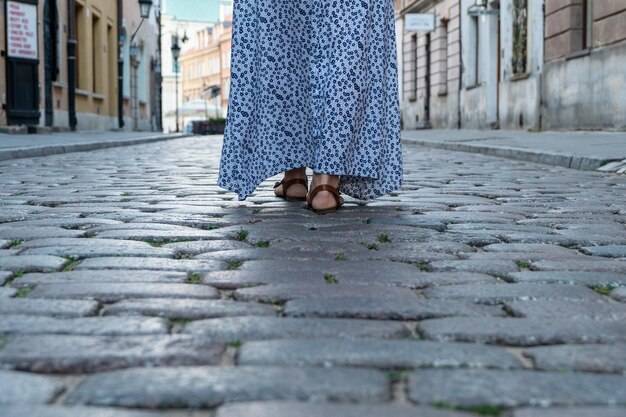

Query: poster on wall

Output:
[6, 0, 39, 60]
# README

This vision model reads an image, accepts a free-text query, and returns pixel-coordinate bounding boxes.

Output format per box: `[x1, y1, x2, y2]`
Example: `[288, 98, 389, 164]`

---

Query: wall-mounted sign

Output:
[7, 1, 39, 60]
[405, 13, 436, 32]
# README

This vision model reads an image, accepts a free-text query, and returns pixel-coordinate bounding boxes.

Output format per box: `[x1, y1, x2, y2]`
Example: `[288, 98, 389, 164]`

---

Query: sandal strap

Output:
[307, 184, 342, 207]
[274, 178, 308, 193]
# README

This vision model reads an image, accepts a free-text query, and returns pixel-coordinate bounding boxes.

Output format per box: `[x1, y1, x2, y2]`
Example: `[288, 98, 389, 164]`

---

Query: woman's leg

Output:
[309, 173, 344, 211]
[274, 167, 308, 199]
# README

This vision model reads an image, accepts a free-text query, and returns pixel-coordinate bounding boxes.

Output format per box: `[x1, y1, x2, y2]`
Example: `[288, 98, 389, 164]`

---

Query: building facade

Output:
[160, 0, 231, 133]
[542, 0, 626, 130]
[396, 0, 626, 131]
[1, 0, 118, 131]
[398, 0, 462, 129]
[121, 0, 159, 131]
[179, 14, 232, 121]
[1, 0, 161, 133]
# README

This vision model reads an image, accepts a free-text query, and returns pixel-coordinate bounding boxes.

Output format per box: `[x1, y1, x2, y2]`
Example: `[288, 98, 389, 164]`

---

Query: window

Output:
[92, 13, 102, 93]
[512, 0, 528, 74]
[582, 0, 593, 49]
[436, 20, 448, 95]
[75, 3, 84, 89]
[403, 33, 417, 101]
[467, 15, 479, 86]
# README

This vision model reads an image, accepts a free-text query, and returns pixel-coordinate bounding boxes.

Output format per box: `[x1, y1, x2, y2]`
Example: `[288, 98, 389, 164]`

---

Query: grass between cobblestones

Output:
[61, 256, 81, 272]
[254, 240, 270, 248]
[323, 273, 338, 284]
[227, 340, 243, 348]
[364, 242, 379, 250]
[386, 370, 409, 383]
[514, 260, 531, 270]
[168, 318, 192, 326]
[236, 229, 249, 241]
[414, 262, 429, 271]
[15, 288, 32, 298]
[430, 402, 504, 416]
[186, 272, 202, 284]
[142, 238, 194, 247]
[378, 233, 392, 243]
[591, 284, 618, 295]
[222, 291, 235, 300]
[7, 239, 22, 248]
[334, 253, 347, 261]
[12, 270, 25, 278]
[227, 261, 244, 270]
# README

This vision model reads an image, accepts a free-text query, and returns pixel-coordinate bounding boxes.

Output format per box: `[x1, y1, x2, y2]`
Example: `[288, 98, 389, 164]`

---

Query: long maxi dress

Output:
[218, 0, 403, 201]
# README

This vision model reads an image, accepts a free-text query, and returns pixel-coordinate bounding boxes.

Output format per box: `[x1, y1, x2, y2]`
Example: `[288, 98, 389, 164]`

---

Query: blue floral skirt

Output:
[218, 0, 403, 200]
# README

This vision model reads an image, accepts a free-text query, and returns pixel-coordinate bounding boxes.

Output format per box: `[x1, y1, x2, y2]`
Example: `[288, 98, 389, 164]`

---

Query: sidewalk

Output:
[402, 129, 626, 172]
[0, 131, 187, 161]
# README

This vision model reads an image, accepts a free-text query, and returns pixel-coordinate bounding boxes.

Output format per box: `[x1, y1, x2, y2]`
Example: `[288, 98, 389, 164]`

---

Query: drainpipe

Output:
[457, 0, 463, 129]
[67, 0, 77, 130]
[117, 0, 124, 129]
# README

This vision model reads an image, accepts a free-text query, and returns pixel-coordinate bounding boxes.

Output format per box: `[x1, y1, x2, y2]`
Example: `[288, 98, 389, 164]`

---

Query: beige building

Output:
[160, 0, 232, 133]
[1, 0, 119, 132]
[179, 19, 232, 121]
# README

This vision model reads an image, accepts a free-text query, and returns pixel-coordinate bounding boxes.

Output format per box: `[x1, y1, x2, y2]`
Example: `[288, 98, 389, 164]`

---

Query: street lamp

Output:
[139, 0, 153, 19]
[120, 0, 154, 130]
[171, 40, 181, 133]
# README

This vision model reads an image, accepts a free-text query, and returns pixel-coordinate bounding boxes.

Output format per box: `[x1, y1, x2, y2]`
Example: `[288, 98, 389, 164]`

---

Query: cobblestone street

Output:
[0, 136, 625, 416]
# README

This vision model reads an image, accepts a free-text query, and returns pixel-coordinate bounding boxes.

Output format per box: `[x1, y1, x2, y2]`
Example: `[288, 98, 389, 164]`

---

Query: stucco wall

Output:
[542, 40, 626, 130]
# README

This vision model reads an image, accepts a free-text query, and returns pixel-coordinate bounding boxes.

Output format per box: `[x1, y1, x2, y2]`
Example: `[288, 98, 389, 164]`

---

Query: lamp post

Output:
[117, 0, 152, 129]
[126, 0, 153, 131]
[171, 40, 181, 133]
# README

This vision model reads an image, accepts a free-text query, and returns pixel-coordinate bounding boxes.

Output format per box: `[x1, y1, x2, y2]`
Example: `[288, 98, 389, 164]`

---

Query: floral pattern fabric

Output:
[218, 0, 403, 200]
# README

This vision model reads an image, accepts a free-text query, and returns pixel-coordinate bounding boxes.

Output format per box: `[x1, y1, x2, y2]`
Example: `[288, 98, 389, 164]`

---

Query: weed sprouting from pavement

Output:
[364, 242, 379, 251]
[378, 233, 391, 243]
[187, 272, 202, 284]
[414, 262, 428, 271]
[236, 229, 249, 241]
[592, 284, 618, 296]
[228, 260, 244, 270]
[61, 257, 80, 272]
[324, 273, 338, 284]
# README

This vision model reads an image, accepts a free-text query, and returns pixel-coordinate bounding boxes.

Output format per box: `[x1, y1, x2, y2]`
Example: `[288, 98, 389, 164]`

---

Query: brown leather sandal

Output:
[273, 178, 308, 202]
[307, 184, 344, 214]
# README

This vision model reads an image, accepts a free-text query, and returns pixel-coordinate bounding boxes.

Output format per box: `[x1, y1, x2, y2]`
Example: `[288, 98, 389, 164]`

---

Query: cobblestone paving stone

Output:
[0, 137, 625, 415]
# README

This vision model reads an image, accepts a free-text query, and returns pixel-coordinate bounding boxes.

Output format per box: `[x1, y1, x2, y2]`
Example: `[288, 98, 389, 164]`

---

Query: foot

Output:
[308, 173, 344, 212]
[274, 167, 308, 200]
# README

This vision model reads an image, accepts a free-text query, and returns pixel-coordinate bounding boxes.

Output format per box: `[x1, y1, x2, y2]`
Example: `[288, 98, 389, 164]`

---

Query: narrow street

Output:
[0, 136, 625, 416]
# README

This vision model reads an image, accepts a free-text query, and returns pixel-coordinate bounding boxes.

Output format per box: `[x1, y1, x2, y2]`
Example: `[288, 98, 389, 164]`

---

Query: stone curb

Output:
[0, 133, 189, 162]
[402, 137, 618, 171]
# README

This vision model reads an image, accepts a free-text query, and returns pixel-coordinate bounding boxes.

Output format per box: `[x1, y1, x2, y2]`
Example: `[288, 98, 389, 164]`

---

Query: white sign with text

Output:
[405, 13, 436, 32]
[7, 1, 39, 59]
